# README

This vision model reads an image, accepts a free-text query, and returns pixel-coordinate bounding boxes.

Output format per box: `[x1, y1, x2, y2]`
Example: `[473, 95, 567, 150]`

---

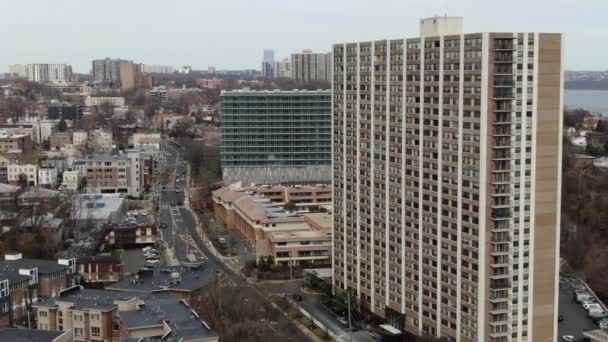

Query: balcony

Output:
[494, 65, 513, 75]
[493, 76, 515, 87]
[489, 303, 510, 315]
[494, 52, 514, 63]
[490, 255, 510, 267]
[490, 278, 511, 290]
[494, 112, 512, 123]
[492, 150, 511, 160]
[493, 89, 514, 99]
[490, 244, 510, 256]
[494, 39, 515, 51]
[492, 174, 510, 184]
[492, 161, 511, 173]
[492, 125, 511, 136]
[490, 288, 509, 303]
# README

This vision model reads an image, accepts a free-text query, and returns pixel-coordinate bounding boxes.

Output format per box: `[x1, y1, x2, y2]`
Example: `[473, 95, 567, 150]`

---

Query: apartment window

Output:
[91, 326, 101, 337]
[90, 313, 100, 320]
[74, 327, 84, 337]
[39, 310, 48, 318]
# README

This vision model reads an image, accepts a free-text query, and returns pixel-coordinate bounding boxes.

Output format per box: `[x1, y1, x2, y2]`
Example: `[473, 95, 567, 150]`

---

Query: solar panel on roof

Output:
[96, 203, 105, 208]
[86, 203, 94, 208]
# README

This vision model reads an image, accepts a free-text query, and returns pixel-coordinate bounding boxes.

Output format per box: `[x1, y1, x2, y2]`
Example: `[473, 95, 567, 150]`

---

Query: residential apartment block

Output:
[332, 17, 563, 342]
[84, 96, 125, 107]
[7, 164, 38, 186]
[221, 89, 332, 184]
[273, 58, 292, 79]
[0, 254, 76, 326]
[250, 184, 332, 205]
[33, 285, 218, 342]
[212, 186, 332, 267]
[84, 155, 131, 196]
[291, 49, 332, 82]
[26, 64, 72, 84]
[0, 131, 32, 158]
[38, 167, 58, 188]
[142, 64, 174, 74]
[91, 58, 130, 84]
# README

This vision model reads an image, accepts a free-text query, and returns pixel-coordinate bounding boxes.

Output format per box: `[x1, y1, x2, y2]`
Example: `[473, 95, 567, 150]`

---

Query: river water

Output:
[565, 89, 608, 115]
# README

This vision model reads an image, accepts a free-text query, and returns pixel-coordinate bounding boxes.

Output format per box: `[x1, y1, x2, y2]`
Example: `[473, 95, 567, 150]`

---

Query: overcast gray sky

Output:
[0, 0, 603, 73]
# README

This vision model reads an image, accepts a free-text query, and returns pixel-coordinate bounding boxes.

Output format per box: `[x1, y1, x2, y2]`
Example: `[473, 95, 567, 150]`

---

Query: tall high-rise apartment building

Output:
[142, 64, 175, 74]
[8, 64, 28, 78]
[221, 89, 332, 184]
[273, 58, 292, 79]
[262, 49, 275, 78]
[91, 58, 131, 84]
[291, 49, 332, 82]
[119, 62, 141, 91]
[332, 17, 563, 342]
[25, 64, 72, 83]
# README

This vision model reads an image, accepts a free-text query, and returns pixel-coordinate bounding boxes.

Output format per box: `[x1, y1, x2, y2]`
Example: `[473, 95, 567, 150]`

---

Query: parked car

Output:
[575, 290, 591, 303]
[562, 336, 574, 342]
[337, 316, 348, 326]
[588, 308, 606, 319]
[160, 223, 167, 229]
[583, 302, 601, 311]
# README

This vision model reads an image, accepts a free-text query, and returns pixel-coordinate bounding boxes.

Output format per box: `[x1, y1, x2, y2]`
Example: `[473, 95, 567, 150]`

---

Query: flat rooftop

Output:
[34, 287, 218, 341]
[74, 193, 125, 221]
[558, 282, 605, 341]
[106, 266, 215, 292]
[0, 256, 68, 276]
[0, 328, 68, 342]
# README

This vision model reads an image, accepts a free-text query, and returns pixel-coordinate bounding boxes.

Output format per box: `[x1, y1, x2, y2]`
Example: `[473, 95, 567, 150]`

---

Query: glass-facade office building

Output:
[221, 89, 331, 184]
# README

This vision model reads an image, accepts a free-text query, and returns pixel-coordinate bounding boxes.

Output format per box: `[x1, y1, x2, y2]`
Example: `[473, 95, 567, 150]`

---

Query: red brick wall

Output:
[39, 274, 68, 298]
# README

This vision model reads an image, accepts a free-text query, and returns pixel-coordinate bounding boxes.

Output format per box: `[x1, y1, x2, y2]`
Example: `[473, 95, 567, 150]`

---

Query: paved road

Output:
[158, 141, 206, 266]
[260, 281, 378, 342]
[159, 138, 378, 341]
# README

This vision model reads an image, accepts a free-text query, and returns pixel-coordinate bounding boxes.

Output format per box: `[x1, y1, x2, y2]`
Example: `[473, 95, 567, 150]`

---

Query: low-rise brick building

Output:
[104, 223, 159, 248]
[49, 132, 72, 151]
[34, 271, 218, 341]
[0, 254, 77, 326]
[76, 255, 122, 285]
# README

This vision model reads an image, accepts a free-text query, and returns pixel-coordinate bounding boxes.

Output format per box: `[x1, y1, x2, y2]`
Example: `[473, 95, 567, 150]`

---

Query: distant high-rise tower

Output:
[332, 16, 563, 342]
[262, 49, 275, 78]
[273, 58, 291, 79]
[26, 64, 72, 83]
[91, 58, 131, 85]
[291, 49, 331, 82]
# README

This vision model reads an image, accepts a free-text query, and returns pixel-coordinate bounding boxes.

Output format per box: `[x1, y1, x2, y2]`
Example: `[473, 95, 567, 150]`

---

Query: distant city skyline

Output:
[0, 0, 605, 73]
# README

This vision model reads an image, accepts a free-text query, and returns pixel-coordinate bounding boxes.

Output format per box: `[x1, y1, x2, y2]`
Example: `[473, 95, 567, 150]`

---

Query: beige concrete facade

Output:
[332, 18, 563, 342]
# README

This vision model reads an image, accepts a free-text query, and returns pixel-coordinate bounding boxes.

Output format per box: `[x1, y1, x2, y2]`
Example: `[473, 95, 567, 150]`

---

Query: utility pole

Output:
[289, 252, 293, 280]
[347, 290, 352, 332]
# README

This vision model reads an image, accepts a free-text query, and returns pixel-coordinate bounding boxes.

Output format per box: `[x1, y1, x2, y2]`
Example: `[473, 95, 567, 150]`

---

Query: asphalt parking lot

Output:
[121, 249, 145, 275]
[558, 283, 602, 341]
